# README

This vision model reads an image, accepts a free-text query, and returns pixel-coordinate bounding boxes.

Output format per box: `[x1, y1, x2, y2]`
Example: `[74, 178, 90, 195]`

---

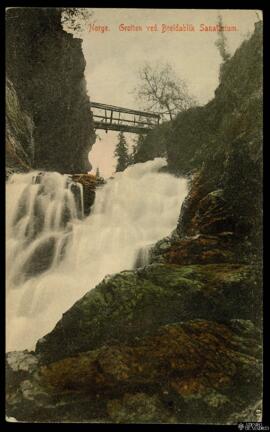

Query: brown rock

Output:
[6, 319, 261, 423]
[72, 174, 96, 216]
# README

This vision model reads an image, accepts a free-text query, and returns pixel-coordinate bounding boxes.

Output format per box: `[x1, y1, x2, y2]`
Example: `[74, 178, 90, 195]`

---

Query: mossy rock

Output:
[36, 262, 262, 364]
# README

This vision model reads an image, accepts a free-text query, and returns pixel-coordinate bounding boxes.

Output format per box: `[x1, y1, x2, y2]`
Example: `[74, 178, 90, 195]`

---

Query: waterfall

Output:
[6, 158, 187, 352]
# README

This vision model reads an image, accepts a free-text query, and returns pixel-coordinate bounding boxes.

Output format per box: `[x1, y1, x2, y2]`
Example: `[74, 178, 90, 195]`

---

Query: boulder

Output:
[36, 262, 262, 364]
[6, 319, 262, 423]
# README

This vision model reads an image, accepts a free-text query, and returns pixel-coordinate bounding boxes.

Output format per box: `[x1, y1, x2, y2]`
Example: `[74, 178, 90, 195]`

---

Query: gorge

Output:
[5, 8, 263, 425]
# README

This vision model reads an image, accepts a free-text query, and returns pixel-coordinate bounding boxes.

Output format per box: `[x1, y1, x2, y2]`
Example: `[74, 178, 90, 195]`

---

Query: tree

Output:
[61, 8, 93, 34]
[130, 133, 146, 162]
[134, 62, 196, 121]
[215, 14, 232, 82]
[114, 132, 130, 172]
[127, 142, 139, 166]
[215, 14, 231, 63]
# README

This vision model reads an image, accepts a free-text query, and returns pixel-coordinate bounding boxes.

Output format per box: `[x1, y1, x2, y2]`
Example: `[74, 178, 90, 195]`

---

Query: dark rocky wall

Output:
[71, 174, 106, 216]
[135, 22, 262, 177]
[6, 7, 96, 174]
[6, 78, 34, 176]
[134, 22, 263, 260]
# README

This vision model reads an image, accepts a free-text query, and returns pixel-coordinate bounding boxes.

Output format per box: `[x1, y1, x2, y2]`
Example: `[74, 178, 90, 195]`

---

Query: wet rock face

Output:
[71, 174, 96, 216]
[150, 232, 239, 266]
[6, 79, 34, 175]
[6, 8, 96, 174]
[71, 173, 106, 215]
[162, 152, 262, 267]
[6, 319, 262, 423]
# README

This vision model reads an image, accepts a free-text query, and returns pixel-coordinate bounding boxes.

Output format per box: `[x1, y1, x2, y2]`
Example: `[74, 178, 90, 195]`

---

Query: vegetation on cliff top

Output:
[134, 22, 262, 257]
[133, 22, 262, 175]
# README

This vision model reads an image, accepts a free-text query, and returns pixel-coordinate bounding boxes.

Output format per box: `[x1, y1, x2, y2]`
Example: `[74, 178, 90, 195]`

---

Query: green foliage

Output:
[222, 141, 262, 246]
[215, 14, 231, 63]
[133, 124, 169, 164]
[114, 132, 130, 172]
[131, 133, 146, 162]
[61, 8, 93, 34]
[214, 14, 231, 82]
[135, 23, 262, 179]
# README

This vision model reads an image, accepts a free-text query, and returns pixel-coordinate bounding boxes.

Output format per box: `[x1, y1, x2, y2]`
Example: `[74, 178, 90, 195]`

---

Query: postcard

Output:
[6, 7, 264, 426]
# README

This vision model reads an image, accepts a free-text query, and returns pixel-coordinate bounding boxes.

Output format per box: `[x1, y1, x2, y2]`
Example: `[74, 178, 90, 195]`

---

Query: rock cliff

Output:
[6, 79, 34, 177]
[6, 7, 96, 175]
[135, 21, 263, 265]
[71, 173, 106, 216]
[134, 22, 262, 179]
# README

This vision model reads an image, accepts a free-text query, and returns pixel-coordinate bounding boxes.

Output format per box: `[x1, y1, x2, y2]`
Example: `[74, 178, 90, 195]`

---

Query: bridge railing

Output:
[90, 101, 160, 134]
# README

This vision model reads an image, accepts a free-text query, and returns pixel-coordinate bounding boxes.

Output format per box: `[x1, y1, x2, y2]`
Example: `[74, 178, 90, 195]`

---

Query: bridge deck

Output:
[91, 101, 160, 134]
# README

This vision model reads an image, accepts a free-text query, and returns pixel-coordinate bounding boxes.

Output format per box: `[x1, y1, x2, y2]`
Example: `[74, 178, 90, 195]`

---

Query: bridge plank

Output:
[94, 122, 150, 134]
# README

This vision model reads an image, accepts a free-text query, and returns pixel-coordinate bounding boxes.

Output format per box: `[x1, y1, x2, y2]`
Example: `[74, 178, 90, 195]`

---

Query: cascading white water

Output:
[6, 158, 187, 352]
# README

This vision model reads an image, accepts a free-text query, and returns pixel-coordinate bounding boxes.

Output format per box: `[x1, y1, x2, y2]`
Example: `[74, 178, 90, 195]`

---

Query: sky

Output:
[74, 9, 262, 178]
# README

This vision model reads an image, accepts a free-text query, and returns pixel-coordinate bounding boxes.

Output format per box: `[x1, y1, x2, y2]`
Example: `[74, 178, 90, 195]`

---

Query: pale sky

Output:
[75, 9, 262, 177]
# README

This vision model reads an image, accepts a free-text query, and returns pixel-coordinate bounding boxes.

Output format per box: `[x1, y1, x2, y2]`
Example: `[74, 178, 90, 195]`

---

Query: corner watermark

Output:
[238, 423, 269, 431]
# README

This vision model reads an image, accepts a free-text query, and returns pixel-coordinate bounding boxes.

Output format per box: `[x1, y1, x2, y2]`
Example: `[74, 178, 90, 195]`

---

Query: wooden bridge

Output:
[90, 101, 160, 134]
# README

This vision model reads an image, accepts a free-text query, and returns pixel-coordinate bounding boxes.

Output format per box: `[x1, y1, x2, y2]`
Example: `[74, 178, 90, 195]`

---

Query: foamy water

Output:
[6, 159, 187, 351]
